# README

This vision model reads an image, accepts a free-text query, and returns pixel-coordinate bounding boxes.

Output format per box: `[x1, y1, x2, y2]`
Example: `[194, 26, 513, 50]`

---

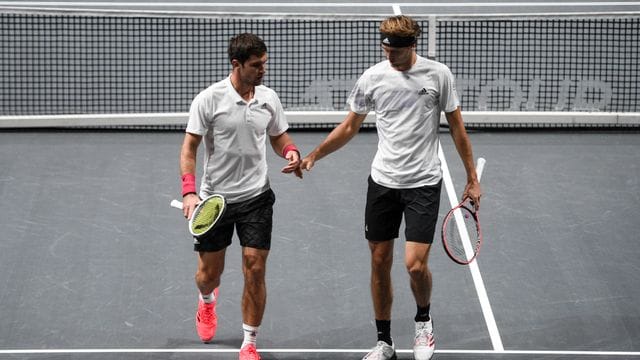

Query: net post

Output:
[427, 15, 437, 60]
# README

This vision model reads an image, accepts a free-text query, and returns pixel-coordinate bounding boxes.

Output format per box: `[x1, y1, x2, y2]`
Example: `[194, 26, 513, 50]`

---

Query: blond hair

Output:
[379, 15, 421, 38]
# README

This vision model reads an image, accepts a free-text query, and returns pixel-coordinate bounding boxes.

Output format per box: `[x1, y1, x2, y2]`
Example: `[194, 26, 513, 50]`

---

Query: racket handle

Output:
[170, 199, 183, 209]
[476, 157, 486, 183]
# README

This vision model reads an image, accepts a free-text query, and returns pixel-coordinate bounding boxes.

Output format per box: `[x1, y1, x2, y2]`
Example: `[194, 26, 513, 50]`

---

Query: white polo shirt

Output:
[348, 55, 460, 188]
[186, 76, 289, 203]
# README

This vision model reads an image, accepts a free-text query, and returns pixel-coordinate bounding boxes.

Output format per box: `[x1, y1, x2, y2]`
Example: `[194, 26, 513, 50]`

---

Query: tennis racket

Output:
[441, 157, 486, 265]
[170, 194, 226, 238]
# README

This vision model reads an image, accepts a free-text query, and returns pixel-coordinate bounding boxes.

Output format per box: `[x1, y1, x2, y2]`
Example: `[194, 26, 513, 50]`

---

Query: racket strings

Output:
[191, 198, 224, 235]
[445, 206, 480, 260]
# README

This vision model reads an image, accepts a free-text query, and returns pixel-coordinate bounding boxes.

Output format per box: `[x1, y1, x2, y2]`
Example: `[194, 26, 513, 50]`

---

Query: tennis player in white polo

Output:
[300, 15, 482, 360]
[179, 33, 302, 360]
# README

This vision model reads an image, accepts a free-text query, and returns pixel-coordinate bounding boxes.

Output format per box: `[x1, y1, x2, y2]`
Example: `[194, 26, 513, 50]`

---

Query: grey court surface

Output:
[0, 129, 639, 359]
[1, 1, 639, 359]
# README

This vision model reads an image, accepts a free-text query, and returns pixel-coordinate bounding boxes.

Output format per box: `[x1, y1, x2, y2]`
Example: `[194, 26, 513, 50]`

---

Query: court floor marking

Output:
[438, 142, 504, 351]
[395, 1, 501, 349]
[395, 1, 503, 351]
[1, 2, 639, 7]
[1, 348, 640, 356]
[396, 0, 503, 350]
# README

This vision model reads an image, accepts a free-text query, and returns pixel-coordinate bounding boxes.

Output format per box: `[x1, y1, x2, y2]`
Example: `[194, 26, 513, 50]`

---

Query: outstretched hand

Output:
[299, 156, 315, 172]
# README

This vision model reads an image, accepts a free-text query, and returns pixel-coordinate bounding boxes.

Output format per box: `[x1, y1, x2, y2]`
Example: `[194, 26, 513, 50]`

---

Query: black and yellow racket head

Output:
[188, 194, 226, 237]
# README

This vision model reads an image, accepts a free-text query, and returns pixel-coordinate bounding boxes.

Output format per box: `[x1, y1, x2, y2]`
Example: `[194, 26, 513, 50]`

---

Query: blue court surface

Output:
[0, 129, 639, 360]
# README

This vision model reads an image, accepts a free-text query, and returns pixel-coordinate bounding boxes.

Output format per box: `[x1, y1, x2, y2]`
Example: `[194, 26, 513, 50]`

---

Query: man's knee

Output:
[405, 257, 431, 279]
[195, 270, 221, 291]
[369, 241, 394, 270]
[243, 250, 268, 282]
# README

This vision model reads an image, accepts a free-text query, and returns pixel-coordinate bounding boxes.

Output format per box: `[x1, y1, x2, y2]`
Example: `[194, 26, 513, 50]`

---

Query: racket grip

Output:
[476, 157, 486, 183]
[170, 199, 183, 209]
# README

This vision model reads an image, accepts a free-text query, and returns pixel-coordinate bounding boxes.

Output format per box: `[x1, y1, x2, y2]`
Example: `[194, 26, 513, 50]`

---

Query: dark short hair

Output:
[228, 33, 267, 64]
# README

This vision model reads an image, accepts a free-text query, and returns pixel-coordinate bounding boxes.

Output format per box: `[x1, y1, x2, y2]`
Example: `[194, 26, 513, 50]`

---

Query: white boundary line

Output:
[0, 2, 639, 7]
[409, 0, 501, 344]
[396, 0, 503, 343]
[1, 348, 640, 355]
[1, 112, 639, 129]
[438, 142, 504, 351]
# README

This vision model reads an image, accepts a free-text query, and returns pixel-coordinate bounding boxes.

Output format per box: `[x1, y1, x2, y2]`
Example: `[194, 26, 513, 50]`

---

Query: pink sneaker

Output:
[195, 288, 218, 343]
[239, 344, 261, 360]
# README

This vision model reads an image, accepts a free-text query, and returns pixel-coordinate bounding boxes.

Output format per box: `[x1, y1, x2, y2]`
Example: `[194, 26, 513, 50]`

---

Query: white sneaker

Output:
[413, 319, 435, 360]
[362, 340, 397, 360]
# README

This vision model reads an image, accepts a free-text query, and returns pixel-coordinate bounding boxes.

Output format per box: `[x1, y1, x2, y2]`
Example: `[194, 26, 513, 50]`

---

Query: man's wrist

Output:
[181, 173, 197, 197]
[282, 144, 299, 158]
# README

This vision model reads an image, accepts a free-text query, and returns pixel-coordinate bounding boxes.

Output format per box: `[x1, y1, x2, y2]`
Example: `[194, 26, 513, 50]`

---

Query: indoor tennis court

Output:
[1, 1, 639, 359]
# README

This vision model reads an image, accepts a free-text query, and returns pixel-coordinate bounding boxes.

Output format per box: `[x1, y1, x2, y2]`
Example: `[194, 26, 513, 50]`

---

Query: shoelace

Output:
[199, 303, 215, 323]
[414, 327, 433, 346]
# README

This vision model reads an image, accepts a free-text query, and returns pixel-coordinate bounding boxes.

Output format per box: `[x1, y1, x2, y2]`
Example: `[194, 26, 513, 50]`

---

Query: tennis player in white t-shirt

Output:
[300, 15, 482, 360]
[179, 33, 301, 360]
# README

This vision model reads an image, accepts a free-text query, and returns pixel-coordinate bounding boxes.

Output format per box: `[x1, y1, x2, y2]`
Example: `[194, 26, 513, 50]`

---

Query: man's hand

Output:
[463, 181, 482, 210]
[300, 154, 316, 173]
[281, 149, 303, 178]
[182, 193, 200, 220]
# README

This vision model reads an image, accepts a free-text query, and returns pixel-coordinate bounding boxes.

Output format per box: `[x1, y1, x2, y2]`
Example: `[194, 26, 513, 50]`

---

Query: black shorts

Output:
[194, 189, 275, 252]
[365, 176, 442, 244]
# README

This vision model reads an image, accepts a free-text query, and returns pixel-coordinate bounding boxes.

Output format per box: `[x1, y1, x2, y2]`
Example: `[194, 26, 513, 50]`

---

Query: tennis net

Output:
[0, 9, 638, 129]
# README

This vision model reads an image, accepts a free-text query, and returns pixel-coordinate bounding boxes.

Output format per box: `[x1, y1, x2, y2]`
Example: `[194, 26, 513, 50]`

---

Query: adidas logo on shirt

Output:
[419, 88, 428, 95]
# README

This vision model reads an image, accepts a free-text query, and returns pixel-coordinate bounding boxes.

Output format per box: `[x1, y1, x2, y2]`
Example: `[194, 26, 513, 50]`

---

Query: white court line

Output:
[397, 1, 503, 350]
[1, 348, 640, 356]
[438, 142, 504, 351]
[0, 1, 639, 6]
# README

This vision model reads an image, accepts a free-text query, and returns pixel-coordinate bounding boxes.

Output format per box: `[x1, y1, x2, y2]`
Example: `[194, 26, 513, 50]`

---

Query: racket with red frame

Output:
[441, 158, 486, 265]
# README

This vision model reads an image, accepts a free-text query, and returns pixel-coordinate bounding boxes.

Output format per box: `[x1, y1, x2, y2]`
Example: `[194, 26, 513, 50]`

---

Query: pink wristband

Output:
[181, 173, 197, 197]
[282, 144, 299, 158]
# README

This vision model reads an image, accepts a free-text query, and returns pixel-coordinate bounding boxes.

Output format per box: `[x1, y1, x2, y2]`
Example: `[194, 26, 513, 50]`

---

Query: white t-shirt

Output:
[348, 55, 460, 188]
[186, 76, 289, 203]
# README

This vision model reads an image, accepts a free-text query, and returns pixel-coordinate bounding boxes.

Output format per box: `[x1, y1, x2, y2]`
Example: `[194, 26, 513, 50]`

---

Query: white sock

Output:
[241, 323, 259, 348]
[200, 292, 215, 304]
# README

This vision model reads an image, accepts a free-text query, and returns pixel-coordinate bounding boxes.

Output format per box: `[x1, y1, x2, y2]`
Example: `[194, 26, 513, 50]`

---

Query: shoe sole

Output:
[412, 351, 433, 360]
[362, 351, 397, 360]
[196, 316, 216, 343]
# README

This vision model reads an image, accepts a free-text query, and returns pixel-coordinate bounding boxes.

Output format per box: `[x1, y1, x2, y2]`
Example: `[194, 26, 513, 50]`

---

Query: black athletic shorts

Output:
[365, 176, 442, 244]
[194, 189, 275, 252]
